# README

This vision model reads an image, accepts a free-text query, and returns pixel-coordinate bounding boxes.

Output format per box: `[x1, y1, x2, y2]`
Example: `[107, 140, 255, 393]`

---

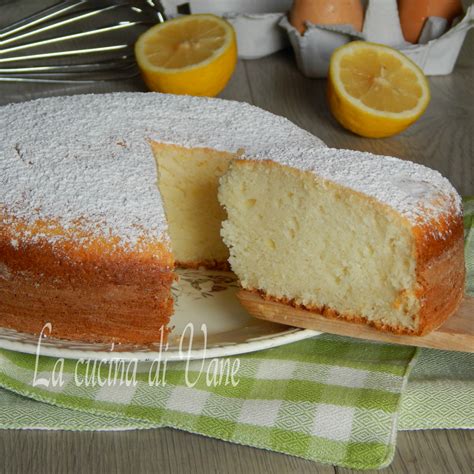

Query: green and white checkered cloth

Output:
[0, 197, 472, 471]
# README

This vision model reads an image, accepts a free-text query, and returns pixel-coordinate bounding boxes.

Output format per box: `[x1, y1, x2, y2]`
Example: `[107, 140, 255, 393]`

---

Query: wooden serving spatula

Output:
[238, 291, 474, 353]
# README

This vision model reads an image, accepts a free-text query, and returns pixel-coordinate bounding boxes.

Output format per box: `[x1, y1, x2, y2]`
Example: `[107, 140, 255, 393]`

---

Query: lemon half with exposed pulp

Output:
[135, 14, 237, 97]
[328, 41, 430, 138]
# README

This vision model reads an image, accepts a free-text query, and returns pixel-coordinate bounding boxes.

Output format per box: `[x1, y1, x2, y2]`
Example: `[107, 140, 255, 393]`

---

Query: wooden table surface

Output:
[0, 1, 472, 473]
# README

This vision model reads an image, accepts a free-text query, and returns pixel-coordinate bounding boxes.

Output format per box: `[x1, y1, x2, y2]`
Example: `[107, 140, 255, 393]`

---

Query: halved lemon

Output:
[328, 41, 430, 138]
[135, 14, 237, 97]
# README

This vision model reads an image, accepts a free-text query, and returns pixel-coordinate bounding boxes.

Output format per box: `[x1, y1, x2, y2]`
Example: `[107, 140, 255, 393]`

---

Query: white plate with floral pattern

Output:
[0, 269, 320, 361]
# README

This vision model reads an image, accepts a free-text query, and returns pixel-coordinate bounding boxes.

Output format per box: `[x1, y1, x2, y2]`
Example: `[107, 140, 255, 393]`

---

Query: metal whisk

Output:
[0, 0, 167, 83]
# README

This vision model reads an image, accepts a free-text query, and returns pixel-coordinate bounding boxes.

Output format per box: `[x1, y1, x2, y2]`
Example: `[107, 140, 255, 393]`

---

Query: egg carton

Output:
[281, 4, 474, 78]
[162, 1, 473, 77]
[161, 0, 291, 59]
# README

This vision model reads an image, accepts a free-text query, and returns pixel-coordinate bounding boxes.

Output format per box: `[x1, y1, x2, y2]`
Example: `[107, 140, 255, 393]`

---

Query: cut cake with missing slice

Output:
[0, 93, 464, 343]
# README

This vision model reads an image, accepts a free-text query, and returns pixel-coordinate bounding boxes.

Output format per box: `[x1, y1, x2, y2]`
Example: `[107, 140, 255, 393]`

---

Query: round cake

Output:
[0, 93, 464, 343]
[0, 93, 323, 344]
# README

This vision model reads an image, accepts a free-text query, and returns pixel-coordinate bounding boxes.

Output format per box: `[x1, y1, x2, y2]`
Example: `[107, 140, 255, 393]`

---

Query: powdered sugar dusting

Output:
[0, 92, 460, 250]
[0, 93, 322, 248]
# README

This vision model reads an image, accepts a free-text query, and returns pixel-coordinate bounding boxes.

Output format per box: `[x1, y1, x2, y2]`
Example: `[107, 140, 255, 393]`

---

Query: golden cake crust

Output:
[0, 211, 176, 344]
[413, 211, 465, 335]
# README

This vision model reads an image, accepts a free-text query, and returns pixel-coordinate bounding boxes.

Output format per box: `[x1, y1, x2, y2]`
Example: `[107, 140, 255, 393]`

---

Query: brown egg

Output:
[399, 0, 463, 43]
[289, 0, 364, 34]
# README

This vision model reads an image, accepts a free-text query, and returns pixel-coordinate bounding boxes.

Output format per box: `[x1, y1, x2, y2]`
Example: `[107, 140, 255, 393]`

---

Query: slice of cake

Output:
[218, 149, 465, 336]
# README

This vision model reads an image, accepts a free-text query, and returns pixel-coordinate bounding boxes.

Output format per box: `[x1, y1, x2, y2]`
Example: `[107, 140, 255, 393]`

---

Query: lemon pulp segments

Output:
[135, 15, 237, 97]
[328, 41, 430, 138]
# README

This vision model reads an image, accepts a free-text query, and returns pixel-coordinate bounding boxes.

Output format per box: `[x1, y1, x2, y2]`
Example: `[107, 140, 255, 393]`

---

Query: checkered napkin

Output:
[0, 197, 472, 471]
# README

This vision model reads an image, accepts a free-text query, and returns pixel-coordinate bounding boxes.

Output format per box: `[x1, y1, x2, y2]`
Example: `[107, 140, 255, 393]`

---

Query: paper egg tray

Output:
[280, 5, 474, 78]
[162, 1, 473, 77]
